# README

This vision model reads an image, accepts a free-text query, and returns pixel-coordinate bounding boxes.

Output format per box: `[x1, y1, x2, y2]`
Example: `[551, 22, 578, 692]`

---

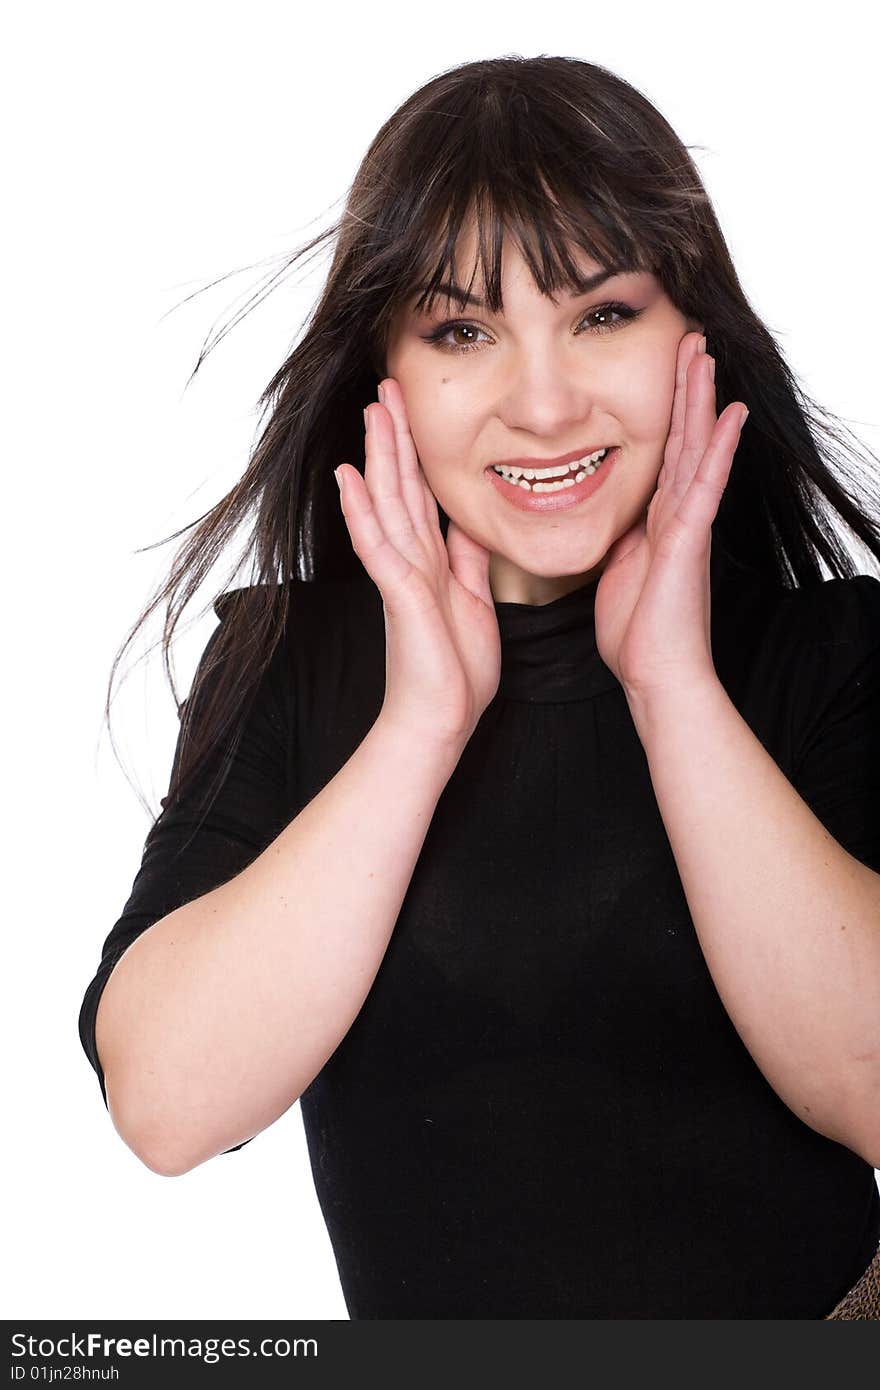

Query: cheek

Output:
[402, 386, 474, 465]
[406, 417, 450, 483]
[619, 344, 679, 444]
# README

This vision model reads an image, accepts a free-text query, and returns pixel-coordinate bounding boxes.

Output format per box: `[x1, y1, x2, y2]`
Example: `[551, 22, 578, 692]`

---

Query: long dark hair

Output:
[105, 52, 880, 826]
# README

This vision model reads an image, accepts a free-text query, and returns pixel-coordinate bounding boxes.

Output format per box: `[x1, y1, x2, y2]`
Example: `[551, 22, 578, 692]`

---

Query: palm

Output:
[400, 543, 501, 738]
[337, 381, 501, 746]
[593, 333, 748, 697]
[443, 564, 503, 704]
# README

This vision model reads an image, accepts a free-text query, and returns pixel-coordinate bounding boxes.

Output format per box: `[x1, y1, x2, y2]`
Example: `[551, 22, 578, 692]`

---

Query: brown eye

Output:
[578, 302, 641, 335]
[421, 301, 643, 355]
[423, 321, 491, 354]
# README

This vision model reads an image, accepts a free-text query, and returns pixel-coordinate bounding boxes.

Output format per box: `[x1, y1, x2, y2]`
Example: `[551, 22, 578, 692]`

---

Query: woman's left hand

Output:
[594, 330, 749, 703]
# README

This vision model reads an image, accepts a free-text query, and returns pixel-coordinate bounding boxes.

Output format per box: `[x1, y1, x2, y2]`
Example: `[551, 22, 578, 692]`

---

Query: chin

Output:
[511, 540, 612, 574]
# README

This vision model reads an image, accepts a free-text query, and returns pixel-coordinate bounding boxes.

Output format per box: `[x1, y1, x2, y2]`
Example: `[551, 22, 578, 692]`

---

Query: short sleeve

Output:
[78, 590, 292, 1154]
[789, 575, 880, 874]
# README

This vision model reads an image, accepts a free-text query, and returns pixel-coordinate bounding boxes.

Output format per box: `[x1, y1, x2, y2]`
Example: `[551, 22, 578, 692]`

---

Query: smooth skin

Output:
[335, 262, 880, 1167]
[98, 237, 880, 1175]
[595, 337, 748, 699]
[336, 394, 501, 749]
[335, 237, 748, 727]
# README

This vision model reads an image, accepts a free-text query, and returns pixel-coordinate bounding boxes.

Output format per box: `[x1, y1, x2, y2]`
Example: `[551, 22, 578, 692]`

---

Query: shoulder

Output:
[778, 576, 880, 757]
[714, 567, 880, 671]
[212, 571, 374, 615]
[798, 572, 880, 640]
[712, 568, 880, 771]
[212, 571, 382, 645]
[210, 572, 384, 717]
[759, 573, 880, 670]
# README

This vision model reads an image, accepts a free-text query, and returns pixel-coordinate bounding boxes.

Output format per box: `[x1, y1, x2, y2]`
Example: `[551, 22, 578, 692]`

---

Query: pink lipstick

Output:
[485, 446, 620, 514]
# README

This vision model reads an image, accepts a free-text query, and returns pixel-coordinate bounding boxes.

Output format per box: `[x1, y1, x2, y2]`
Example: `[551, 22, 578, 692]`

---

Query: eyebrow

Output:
[413, 265, 635, 310]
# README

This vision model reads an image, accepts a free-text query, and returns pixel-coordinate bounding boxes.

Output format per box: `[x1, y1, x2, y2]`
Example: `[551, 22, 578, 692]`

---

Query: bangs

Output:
[397, 170, 656, 321]
[362, 70, 693, 372]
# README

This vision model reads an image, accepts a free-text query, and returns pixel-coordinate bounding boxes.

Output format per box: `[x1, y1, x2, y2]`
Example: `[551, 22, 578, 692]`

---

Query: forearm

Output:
[626, 674, 880, 1165]
[96, 714, 463, 1175]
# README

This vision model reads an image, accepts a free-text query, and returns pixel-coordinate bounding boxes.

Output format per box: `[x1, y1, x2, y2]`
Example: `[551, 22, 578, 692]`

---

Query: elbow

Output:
[131, 1136, 199, 1179]
[830, 1069, 880, 1171]
[104, 1071, 200, 1178]
[855, 1124, 880, 1173]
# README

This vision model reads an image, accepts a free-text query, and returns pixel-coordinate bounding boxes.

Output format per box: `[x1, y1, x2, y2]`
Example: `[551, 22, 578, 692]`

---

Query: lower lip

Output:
[485, 448, 620, 513]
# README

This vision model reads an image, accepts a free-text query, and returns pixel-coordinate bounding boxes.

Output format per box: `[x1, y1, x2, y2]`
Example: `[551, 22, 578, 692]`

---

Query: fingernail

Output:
[739, 407, 749, 429]
[377, 383, 386, 404]
[698, 335, 706, 354]
[334, 467, 343, 490]
[708, 357, 715, 382]
[363, 407, 370, 433]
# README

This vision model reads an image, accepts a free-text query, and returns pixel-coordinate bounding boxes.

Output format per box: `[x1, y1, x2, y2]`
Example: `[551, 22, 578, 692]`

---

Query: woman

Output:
[78, 54, 880, 1319]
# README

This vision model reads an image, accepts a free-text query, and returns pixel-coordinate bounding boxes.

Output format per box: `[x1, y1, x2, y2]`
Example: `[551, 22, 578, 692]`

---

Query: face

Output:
[384, 226, 702, 605]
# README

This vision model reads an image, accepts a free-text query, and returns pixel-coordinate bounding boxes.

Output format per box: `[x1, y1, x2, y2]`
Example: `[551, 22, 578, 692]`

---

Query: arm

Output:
[96, 713, 463, 1177]
[592, 332, 880, 1167]
[92, 371, 501, 1182]
[626, 673, 880, 1167]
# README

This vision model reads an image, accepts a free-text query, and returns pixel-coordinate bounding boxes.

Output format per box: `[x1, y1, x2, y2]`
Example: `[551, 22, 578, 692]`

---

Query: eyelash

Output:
[421, 301, 643, 354]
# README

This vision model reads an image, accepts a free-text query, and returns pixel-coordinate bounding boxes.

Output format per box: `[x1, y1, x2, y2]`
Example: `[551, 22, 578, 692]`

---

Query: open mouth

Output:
[489, 446, 614, 493]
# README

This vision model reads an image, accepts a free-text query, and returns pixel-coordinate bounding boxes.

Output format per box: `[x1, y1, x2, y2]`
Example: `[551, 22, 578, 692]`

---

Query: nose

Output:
[494, 351, 600, 442]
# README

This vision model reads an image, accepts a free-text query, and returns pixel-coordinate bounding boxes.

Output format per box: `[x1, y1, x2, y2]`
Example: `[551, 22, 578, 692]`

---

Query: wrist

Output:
[623, 668, 724, 739]
[372, 708, 470, 774]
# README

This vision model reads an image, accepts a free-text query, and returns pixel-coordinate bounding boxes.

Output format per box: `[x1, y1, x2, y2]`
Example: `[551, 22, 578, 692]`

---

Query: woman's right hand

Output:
[335, 377, 501, 753]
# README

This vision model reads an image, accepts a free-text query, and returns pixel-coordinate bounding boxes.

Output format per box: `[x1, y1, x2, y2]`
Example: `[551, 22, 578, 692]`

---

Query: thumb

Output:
[445, 518, 493, 605]
[602, 516, 647, 572]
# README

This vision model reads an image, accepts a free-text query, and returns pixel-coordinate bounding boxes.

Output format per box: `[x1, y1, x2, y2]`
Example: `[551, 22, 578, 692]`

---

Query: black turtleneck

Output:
[494, 576, 617, 703]
[78, 556, 880, 1317]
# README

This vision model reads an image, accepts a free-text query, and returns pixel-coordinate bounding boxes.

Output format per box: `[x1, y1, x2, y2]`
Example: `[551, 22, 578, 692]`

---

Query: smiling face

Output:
[384, 223, 702, 605]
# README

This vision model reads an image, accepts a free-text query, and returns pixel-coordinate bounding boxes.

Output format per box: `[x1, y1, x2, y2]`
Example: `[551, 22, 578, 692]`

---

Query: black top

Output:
[78, 553, 880, 1318]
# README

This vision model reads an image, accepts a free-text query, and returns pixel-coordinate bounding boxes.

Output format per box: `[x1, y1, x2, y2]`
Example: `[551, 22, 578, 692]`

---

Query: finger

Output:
[445, 518, 493, 605]
[661, 332, 704, 491]
[673, 404, 747, 537]
[670, 346, 716, 497]
[378, 379, 449, 563]
[335, 463, 416, 593]
[363, 400, 429, 569]
[602, 515, 648, 571]
[376, 379, 432, 525]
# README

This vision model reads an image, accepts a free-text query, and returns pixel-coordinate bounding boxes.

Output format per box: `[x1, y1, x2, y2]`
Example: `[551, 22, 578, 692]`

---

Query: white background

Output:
[4, 0, 879, 1320]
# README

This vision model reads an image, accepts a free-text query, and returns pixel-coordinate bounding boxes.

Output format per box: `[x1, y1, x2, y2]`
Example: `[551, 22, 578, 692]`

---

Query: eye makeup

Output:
[420, 301, 644, 354]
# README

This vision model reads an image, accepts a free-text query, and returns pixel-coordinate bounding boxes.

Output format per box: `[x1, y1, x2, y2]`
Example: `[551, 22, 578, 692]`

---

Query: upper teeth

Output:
[493, 448, 610, 482]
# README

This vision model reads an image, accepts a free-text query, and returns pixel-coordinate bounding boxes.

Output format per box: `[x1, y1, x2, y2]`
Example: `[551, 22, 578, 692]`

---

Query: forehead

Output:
[404, 262, 652, 319]
[399, 210, 654, 318]
[430, 224, 608, 288]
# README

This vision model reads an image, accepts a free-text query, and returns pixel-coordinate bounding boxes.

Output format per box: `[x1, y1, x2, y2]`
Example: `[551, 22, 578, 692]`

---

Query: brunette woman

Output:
[80, 55, 880, 1319]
